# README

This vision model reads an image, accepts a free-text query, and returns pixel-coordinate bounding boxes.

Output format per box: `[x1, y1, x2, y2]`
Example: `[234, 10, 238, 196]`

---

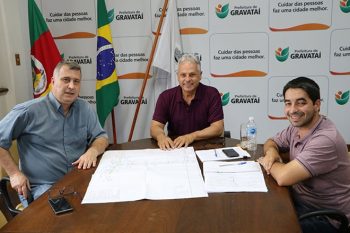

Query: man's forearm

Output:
[269, 161, 289, 186]
[150, 121, 167, 141]
[88, 137, 108, 157]
[151, 128, 166, 141]
[263, 139, 282, 162]
[191, 120, 224, 141]
[269, 159, 311, 186]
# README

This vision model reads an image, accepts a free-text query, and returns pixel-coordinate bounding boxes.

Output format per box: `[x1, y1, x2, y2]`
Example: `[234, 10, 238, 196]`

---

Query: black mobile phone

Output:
[48, 196, 73, 215]
[222, 148, 239, 158]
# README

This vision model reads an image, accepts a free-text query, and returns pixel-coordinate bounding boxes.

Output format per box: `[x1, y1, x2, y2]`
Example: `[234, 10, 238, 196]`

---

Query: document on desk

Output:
[203, 161, 268, 192]
[82, 147, 208, 204]
[195, 147, 251, 162]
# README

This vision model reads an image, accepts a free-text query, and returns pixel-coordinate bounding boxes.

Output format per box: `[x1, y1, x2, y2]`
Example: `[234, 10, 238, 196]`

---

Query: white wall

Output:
[0, 0, 32, 118]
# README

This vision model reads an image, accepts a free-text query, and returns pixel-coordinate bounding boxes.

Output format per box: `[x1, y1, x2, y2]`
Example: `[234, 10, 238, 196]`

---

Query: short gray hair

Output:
[178, 53, 201, 72]
[53, 60, 81, 78]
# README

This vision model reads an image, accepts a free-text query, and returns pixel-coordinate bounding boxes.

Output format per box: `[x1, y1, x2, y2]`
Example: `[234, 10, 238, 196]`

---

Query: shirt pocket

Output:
[65, 126, 88, 148]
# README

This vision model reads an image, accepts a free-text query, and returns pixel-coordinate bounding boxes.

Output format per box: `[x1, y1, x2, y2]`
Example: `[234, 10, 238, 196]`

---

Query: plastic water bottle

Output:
[246, 116, 257, 151]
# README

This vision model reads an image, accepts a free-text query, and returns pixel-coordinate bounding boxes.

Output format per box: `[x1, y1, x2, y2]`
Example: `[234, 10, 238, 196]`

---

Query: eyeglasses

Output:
[48, 185, 80, 201]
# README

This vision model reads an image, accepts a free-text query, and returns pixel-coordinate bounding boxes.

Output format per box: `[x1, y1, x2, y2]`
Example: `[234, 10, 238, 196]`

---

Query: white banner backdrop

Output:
[32, 0, 350, 144]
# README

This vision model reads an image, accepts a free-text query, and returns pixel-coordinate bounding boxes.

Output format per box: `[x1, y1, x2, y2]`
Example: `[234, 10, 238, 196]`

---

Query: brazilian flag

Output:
[96, 0, 120, 127]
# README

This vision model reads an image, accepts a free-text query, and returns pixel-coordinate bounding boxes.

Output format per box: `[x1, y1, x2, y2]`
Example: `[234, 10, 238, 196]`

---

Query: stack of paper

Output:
[82, 147, 208, 204]
[203, 161, 268, 192]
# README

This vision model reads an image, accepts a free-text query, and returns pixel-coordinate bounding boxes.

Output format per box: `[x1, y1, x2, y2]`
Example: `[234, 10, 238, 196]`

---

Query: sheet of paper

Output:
[82, 147, 208, 204]
[203, 161, 268, 193]
[195, 147, 251, 162]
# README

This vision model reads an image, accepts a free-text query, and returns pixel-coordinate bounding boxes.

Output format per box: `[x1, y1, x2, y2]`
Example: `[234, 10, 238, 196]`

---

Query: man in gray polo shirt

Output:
[0, 61, 109, 206]
[258, 77, 350, 233]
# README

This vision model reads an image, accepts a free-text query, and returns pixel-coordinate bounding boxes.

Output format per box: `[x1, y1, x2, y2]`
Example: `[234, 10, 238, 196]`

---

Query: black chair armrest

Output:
[0, 176, 21, 220]
[224, 130, 231, 138]
[299, 209, 349, 233]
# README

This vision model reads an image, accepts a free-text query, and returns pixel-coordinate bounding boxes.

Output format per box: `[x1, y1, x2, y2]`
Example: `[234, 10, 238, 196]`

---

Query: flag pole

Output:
[128, 0, 169, 142]
[111, 109, 117, 144]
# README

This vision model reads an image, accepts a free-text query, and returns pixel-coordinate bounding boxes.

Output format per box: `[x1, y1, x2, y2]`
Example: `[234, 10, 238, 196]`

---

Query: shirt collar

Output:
[48, 92, 61, 111]
[48, 92, 76, 114]
[295, 115, 324, 144]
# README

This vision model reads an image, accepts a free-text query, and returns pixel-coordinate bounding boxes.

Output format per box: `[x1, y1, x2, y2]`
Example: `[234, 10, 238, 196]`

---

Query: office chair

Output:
[223, 130, 231, 138]
[0, 141, 23, 221]
[0, 176, 21, 221]
[299, 209, 350, 233]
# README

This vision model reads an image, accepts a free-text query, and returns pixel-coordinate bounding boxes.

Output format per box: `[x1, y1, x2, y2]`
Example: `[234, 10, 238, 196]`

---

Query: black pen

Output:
[214, 149, 218, 157]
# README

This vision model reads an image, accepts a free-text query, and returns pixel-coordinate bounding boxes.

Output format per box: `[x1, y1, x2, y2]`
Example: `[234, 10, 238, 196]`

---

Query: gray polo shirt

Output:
[0, 93, 107, 185]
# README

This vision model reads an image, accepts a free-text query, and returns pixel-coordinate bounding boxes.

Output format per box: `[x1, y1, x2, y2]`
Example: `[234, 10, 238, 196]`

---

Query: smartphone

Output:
[222, 148, 239, 158]
[48, 196, 73, 215]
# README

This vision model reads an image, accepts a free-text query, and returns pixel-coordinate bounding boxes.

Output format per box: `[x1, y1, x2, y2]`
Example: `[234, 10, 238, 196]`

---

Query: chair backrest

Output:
[0, 141, 21, 222]
[224, 130, 231, 138]
[0, 177, 21, 221]
[299, 209, 349, 233]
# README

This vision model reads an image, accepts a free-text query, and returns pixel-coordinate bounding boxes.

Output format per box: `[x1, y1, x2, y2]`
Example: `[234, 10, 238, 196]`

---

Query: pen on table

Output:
[219, 161, 247, 167]
[214, 149, 218, 157]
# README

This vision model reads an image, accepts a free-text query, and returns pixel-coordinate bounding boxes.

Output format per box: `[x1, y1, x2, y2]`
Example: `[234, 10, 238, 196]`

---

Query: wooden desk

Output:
[0, 138, 301, 233]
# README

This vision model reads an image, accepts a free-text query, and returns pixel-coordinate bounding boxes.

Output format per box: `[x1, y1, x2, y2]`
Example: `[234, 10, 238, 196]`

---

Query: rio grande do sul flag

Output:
[28, 0, 61, 98]
[96, 0, 120, 127]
